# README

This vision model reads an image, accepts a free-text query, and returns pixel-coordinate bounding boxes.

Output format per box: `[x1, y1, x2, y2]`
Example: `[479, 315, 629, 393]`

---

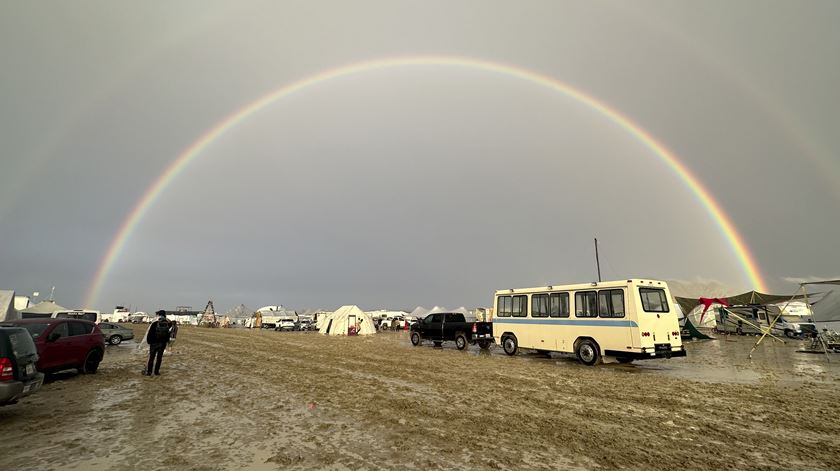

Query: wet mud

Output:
[0, 326, 838, 470]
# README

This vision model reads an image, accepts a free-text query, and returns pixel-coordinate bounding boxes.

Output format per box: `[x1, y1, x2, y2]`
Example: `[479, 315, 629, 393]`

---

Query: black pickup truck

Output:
[409, 312, 493, 350]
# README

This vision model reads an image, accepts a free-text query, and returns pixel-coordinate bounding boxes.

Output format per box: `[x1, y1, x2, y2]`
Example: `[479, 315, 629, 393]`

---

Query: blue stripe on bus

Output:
[493, 318, 638, 328]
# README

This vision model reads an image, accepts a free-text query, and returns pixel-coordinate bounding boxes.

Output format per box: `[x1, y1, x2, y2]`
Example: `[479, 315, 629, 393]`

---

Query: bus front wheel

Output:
[502, 335, 518, 356]
[575, 339, 601, 366]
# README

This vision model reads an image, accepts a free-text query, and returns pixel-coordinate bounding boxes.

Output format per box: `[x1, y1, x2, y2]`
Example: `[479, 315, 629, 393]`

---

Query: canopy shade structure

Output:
[20, 300, 67, 316]
[675, 291, 807, 318]
[319, 305, 376, 336]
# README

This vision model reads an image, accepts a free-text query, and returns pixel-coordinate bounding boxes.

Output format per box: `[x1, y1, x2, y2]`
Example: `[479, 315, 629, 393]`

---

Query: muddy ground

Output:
[1, 326, 839, 470]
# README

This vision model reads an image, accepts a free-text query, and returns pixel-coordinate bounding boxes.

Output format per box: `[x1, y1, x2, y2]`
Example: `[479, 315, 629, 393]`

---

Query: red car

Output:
[6, 319, 105, 374]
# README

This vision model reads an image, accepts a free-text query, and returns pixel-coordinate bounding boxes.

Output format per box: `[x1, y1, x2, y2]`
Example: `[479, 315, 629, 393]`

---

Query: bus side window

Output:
[575, 291, 598, 318]
[598, 289, 625, 318]
[549, 293, 569, 318]
[511, 295, 528, 317]
[531, 294, 549, 318]
[497, 296, 512, 317]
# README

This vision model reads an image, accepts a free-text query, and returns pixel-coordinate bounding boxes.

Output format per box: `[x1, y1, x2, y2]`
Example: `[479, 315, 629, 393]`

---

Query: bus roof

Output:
[494, 279, 669, 295]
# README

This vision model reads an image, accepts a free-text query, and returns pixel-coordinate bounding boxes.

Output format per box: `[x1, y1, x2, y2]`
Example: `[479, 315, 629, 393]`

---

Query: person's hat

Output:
[155, 309, 166, 316]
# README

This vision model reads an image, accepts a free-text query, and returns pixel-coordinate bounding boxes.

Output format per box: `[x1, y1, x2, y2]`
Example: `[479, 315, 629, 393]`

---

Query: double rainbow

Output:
[84, 55, 767, 307]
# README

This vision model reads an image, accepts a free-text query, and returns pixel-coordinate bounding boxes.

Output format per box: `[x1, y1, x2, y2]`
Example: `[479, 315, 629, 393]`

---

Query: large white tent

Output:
[0, 290, 19, 322]
[407, 306, 428, 320]
[319, 305, 376, 336]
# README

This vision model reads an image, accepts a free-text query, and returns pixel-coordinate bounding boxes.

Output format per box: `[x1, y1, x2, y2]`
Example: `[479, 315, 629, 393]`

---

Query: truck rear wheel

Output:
[502, 335, 518, 356]
[455, 334, 467, 350]
[410, 332, 421, 346]
[477, 339, 491, 350]
[575, 339, 601, 366]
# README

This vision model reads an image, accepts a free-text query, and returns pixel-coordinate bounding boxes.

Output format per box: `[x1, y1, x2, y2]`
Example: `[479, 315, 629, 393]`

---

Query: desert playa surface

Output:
[1, 326, 838, 470]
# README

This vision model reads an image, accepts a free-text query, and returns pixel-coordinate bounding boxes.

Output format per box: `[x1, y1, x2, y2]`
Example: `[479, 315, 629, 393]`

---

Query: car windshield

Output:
[21, 323, 50, 338]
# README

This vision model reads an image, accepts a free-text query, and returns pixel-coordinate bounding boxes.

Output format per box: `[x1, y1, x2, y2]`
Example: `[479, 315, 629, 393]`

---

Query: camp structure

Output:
[675, 290, 806, 332]
[319, 305, 376, 336]
[198, 300, 218, 327]
[20, 300, 67, 318]
[760, 280, 840, 357]
[0, 290, 20, 322]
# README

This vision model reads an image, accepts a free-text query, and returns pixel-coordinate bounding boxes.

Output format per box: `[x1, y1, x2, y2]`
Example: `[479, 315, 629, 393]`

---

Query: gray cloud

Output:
[1, 1, 838, 312]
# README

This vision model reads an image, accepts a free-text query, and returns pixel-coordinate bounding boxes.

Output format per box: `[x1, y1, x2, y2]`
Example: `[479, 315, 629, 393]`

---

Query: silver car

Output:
[98, 322, 135, 345]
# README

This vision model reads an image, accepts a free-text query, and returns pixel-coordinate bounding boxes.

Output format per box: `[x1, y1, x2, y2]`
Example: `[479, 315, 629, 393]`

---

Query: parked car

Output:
[98, 322, 135, 345]
[298, 319, 314, 331]
[275, 319, 297, 331]
[410, 313, 494, 350]
[5, 319, 105, 374]
[0, 326, 44, 406]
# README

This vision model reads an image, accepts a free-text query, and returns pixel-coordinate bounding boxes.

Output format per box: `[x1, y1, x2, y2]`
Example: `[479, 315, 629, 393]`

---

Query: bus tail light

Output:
[641, 332, 651, 337]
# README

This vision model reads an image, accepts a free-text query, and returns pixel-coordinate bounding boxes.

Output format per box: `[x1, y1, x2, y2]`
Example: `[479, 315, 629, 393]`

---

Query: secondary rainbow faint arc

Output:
[84, 55, 767, 307]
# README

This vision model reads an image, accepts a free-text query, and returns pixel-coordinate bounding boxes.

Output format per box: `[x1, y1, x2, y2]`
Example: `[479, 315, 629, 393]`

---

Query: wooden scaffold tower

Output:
[199, 300, 218, 327]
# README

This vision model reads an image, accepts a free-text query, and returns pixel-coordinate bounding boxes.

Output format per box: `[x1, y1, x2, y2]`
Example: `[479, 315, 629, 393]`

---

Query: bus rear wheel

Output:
[575, 339, 601, 366]
[502, 335, 518, 356]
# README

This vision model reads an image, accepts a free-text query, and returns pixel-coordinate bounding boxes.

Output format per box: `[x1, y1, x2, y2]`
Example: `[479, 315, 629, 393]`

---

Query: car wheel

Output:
[784, 329, 796, 339]
[477, 339, 491, 350]
[502, 335, 518, 356]
[80, 350, 102, 374]
[410, 332, 421, 346]
[455, 334, 467, 350]
[108, 335, 122, 345]
[575, 339, 601, 366]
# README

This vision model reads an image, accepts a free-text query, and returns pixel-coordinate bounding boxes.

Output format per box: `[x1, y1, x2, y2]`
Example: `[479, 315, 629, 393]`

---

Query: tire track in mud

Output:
[1, 326, 838, 470]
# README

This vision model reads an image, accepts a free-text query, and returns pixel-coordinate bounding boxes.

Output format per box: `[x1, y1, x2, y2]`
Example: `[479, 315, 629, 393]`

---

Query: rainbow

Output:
[84, 55, 767, 307]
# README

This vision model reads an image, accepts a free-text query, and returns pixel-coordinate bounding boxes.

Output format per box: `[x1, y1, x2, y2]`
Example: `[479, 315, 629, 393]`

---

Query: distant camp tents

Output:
[319, 305, 376, 336]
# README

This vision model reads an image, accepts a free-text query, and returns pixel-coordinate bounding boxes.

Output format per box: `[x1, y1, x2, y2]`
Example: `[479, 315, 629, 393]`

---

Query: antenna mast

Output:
[594, 238, 602, 282]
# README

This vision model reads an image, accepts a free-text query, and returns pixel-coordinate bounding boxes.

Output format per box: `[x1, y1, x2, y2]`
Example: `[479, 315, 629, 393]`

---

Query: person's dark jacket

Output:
[147, 320, 171, 344]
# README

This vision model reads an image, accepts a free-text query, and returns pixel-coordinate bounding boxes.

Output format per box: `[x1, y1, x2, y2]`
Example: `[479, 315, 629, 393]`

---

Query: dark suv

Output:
[0, 326, 44, 405]
[5, 319, 105, 374]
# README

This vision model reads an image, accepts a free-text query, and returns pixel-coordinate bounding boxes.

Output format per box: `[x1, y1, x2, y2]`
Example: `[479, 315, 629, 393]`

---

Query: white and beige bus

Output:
[493, 279, 685, 365]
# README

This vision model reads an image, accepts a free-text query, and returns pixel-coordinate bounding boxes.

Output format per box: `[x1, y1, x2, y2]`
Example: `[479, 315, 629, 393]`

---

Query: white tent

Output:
[407, 306, 429, 320]
[319, 305, 376, 336]
[0, 290, 19, 322]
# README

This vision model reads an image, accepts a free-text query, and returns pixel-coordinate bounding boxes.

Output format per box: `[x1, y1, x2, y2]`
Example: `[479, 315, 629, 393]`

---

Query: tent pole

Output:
[749, 284, 802, 358]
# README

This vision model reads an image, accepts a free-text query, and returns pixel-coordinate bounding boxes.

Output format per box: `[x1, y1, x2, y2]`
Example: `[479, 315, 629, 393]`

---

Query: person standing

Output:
[145, 310, 171, 376]
[168, 320, 179, 353]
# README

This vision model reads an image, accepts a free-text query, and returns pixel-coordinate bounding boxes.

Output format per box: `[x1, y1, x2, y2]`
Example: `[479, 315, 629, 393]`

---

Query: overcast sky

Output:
[1, 1, 838, 313]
